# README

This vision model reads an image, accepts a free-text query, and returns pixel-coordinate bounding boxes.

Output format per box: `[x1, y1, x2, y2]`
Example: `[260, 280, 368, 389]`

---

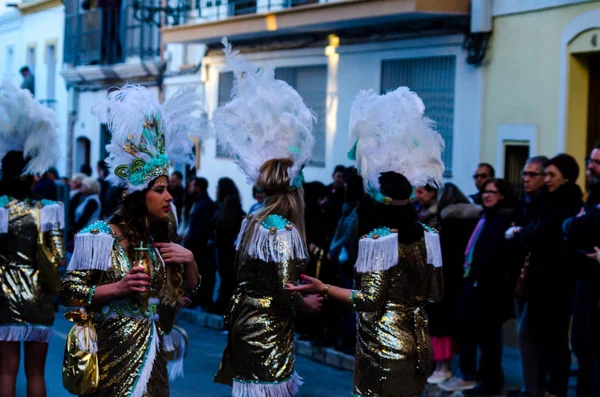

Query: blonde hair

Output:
[239, 158, 307, 261]
[81, 177, 101, 195]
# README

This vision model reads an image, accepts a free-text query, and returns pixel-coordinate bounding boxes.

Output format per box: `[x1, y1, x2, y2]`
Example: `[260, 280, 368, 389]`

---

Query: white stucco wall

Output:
[197, 35, 484, 210]
[21, 5, 69, 176]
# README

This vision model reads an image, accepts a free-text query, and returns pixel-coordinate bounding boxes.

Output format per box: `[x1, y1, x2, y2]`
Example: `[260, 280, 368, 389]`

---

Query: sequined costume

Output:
[351, 224, 443, 397]
[62, 221, 169, 397]
[216, 214, 307, 397]
[0, 197, 65, 343]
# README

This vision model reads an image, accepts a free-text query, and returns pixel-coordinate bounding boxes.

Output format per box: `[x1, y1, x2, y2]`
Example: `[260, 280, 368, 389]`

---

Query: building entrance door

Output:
[587, 53, 600, 154]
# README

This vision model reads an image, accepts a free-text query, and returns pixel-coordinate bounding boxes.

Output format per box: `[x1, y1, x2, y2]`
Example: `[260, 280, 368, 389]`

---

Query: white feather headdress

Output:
[92, 85, 205, 193]
[348, 87, 445, 203]
[212, 38, 315, 188]
[0, 81, 61, 175]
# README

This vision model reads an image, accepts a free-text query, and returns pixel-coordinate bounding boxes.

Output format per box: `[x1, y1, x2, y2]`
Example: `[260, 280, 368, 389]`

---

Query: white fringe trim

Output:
[354, 233, 399, 273]
[163, 332, 175, 352]
[424, 230, 443, 268]
[68, 232, 115, 271]
[40, 203, 65, 232]
[131, 321, 160, 397]
[0, 207, 8, 234]
[166, 326, 188, 381]
[235, 218, 250, 251]
[232, 372, 303, 397]
[0, 325, 53, 343]
[241, 222, 307, 262]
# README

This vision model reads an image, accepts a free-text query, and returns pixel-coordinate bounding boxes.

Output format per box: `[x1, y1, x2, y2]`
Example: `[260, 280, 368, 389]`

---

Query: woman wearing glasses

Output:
[455, 178, 521, 396]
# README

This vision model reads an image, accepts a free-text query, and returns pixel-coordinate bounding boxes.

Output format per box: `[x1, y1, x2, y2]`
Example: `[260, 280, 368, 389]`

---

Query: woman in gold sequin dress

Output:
[61, 86, 202, 397]
[212, 40, 322, 397]
[287, 88, 446, 397]
[0, 83, 65, 397]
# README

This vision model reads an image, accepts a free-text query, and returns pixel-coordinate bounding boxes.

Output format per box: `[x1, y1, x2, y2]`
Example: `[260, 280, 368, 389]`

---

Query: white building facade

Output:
[0, 0, 69, 176]
[162, 0, 488, 208]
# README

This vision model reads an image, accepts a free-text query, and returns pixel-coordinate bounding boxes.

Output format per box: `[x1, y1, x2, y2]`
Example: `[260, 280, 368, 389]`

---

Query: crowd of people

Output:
[2, 41, 600, 397]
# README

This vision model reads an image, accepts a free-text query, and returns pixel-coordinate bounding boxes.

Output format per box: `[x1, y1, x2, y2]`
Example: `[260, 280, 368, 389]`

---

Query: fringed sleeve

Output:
[423, 227, 444, 303]
[351, 270, 390, 312]
[61, 221, 115, 306]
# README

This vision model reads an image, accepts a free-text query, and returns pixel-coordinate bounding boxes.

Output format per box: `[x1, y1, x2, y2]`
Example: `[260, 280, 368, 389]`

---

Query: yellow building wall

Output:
[482, 1, 600, 174]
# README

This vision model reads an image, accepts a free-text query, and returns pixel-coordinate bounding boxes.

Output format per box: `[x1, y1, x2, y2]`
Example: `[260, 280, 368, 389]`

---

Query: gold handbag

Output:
[63, 309, 100, 395]
[36, 208, 62, 295]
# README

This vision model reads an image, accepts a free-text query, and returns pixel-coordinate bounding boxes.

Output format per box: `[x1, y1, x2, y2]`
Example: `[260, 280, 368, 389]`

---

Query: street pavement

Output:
[15, 314, 578, 396]
[16, 315, 353, 397]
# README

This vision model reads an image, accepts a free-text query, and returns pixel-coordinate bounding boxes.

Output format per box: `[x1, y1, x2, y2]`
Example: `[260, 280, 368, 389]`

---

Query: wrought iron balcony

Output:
[186, 0, 324, 23]
[64, 0, 161, 67]
[39, 99, 57, 111]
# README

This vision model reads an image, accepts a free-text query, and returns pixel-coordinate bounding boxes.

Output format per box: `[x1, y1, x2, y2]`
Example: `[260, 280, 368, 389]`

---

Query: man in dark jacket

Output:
[183, 177, 217, 309]
[516, 154, 583, 397]
[563, 142, 600, 397]
[507, 156, 547, 397]
[469, 163, 495, 205]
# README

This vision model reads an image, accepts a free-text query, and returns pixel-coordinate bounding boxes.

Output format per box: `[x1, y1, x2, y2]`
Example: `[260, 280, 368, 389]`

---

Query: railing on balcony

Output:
[39, 99, 58, 111]
[64, 0, 160, 67]
[184, 0, 328, 24]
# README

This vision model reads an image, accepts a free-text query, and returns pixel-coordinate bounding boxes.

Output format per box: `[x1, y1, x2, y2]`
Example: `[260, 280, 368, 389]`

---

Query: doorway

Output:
[587, 53, 600, 154]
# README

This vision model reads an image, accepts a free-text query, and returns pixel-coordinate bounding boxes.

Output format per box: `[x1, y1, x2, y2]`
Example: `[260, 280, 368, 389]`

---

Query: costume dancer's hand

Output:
[285, 274, 326, 295]
[117, 266, 151, 295]
[154, 242, 194, 265]
[300, 294, 323, 313]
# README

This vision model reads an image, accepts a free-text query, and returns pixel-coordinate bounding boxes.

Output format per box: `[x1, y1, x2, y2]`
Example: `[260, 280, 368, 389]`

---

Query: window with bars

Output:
[216, 65, 327, 166]
[381, 56, 456, 177]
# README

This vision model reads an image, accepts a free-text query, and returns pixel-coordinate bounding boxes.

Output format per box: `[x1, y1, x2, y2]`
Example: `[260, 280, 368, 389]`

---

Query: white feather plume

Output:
[92, 85, 204, 192]
[212, 38, 315, 185]
[348, 87, 444, 194]
[0, 81, 61, 175]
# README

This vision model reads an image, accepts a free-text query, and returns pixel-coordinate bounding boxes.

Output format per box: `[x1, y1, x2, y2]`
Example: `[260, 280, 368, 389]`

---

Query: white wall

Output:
[493, 0, 593, 16]
[21, 5, 69, 176]
[0, 9, 23, 82]
[199, 35, 484, 209]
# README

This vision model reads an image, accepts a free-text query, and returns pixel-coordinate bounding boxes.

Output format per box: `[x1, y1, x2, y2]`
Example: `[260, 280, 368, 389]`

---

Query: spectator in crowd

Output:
[70, 177, 102, 235]
[97, 161, 118, 218]
[470, 163, 495, 205]
[564, 142, 600, 397]
[514, 154, 583, 397]
[248, 185, 265, 214]
[169, 171, 184, 221]
[80, 163, 92, 177]
[212, 177, 245, 315]
[298, 181, 328, 341]
[69, 173, 86, 199]
[429, 183, 480, 385]
[507, 156, 548, 397]
[323, 165, 346, 236]
[326, 167, 363, 354]
[32, 167, 58, 201]
[414, 185, 440, 230]
[452, 179, 520, 396]
[67, 173, 87, 250]
[183, 177, 217, 309]
[19, 66, 35, 96]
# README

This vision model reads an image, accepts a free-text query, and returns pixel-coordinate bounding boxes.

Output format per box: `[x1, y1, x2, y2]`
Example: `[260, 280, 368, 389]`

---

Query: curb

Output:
[177, 309, 354, 372]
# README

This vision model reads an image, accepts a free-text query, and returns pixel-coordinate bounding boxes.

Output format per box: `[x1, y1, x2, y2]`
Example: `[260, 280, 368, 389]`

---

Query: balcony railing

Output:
[39, 99, 58, 111]
[64, 0, 160, 67]
[184, 0, 327, 23]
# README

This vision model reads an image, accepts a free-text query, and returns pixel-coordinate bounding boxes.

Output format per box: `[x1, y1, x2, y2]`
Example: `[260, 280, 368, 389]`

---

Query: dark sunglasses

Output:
[473, 173, 489, 180]
[521, 171, 545, 178]
[587, 159, 600, 167]
[483, 190, 500, 195]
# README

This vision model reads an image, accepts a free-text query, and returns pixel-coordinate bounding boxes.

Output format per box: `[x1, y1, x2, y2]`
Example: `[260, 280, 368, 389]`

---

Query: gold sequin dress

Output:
[0, 196, 65, 343]
[351, 224, 443, 397]
[61, 221, 169, 397]
[215, 214, 307, 397]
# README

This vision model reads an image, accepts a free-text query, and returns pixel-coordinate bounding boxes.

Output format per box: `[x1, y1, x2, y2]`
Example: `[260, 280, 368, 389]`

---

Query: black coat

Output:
[519, 183, 583, 313]
[459, 205, 521, 323]
[427, 203, 481, 336]
[564, 200, 600, 356]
